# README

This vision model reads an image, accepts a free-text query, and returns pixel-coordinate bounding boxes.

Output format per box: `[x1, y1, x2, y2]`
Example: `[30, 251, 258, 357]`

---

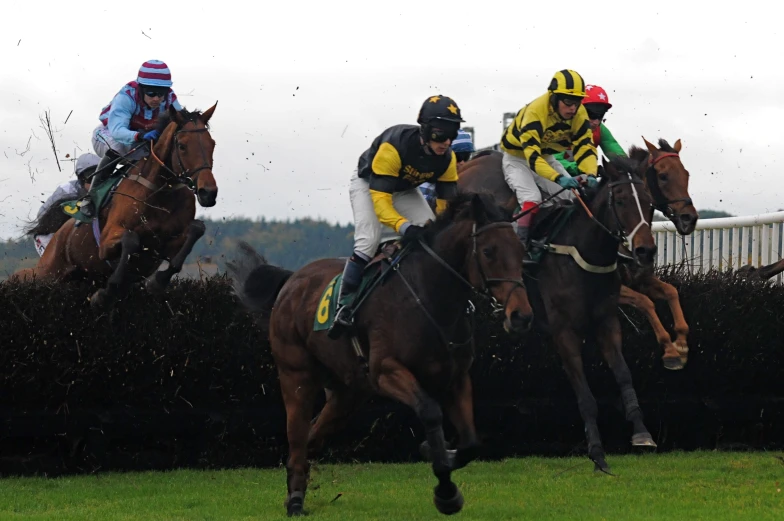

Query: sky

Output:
[1, 0, 780, 240]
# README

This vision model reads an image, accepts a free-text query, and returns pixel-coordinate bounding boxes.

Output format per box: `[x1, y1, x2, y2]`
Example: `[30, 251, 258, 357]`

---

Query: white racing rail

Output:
[652, 211, 784, 284]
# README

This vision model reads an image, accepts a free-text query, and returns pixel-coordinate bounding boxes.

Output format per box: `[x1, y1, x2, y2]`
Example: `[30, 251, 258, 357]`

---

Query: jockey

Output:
[553, 84, 627, 176]
[33, 153, 100, 256]
[78, 59, 183, 218]
[328, 95, 464, 337]
[419, 128, 474, 211]
[499, 69, 598, 245]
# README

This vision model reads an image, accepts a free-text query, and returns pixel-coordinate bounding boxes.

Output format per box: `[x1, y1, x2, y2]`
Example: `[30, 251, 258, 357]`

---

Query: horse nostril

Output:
[511, 311, 533, 331]
[680, 214, 693, 225]
[634, 245, 657, 262]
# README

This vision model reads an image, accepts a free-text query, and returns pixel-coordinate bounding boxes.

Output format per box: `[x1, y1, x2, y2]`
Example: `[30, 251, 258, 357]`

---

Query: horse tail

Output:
[226, 240, 293, 316]
[23, 191, 85, 237]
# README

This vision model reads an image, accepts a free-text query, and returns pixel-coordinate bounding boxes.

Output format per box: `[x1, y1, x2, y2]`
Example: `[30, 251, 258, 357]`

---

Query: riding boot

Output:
[516, 202, 538, 265]
[79, 151, 119, 218]
[327, 255, 367, 338]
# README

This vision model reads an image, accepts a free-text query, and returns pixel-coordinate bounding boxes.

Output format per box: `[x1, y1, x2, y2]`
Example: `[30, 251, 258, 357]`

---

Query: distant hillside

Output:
[0, 209, 739, 279]
[0, 217, 355, 280]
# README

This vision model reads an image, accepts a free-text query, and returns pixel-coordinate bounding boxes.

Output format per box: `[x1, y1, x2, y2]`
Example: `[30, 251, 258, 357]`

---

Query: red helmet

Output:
[583, 85, 612, 109]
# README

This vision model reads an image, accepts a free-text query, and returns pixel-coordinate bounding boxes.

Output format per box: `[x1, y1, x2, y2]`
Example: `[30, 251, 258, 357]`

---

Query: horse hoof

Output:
[145, 276, 165, 295]
[433, 485, 464, 515]
[90, 289, 108, 309]
[631, 433, 657, 448]
[663, 357, 684, 371]
[286, 496, 305, 517]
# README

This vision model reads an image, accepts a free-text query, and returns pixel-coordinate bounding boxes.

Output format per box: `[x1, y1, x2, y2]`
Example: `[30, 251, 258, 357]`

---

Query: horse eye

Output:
[178, 144, 186, 151]
[658, 173, 668, 182]
[482, 247, 493, 257]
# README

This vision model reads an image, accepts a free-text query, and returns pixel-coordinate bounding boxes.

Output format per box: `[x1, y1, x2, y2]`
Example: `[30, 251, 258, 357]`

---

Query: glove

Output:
[577, 174, 599, 189]
[142, 129, 160, 141]
[555, 175, 580, 190]
[398, 222, 426, 247]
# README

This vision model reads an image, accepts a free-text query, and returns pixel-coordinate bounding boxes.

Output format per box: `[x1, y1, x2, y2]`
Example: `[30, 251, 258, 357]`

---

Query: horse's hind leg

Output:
[278, 357, 319, 517]
[307, 384, 369, 457]
[619, 285, 683, 370]
[375, 357, 464, 515]
[90, 230, 141, 310]
[595, 316, 656, 449]
[552, 327, 608, 472]
[146, 220, 207, 294]
[642, 277, 689, 366]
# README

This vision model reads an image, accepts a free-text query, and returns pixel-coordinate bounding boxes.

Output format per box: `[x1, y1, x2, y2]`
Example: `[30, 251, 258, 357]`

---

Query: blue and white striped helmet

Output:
[451, 129, 474, 153]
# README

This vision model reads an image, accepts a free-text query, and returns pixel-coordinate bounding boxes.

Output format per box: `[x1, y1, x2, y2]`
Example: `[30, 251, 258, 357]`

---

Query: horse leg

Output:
[145, 220, 207, 294]
[757, 258, 784, 280]
[375, 357, 464, 515]
[642, 277, 689, 366]
[279, 363, 318, 517]
[595, 316, 656, 449]
[553, 327, 608, 472]
[619, 285, 683, 370]
[90, 230, 141, 310]
[306, 385, 368, 457]
[421, 371, 480, 471]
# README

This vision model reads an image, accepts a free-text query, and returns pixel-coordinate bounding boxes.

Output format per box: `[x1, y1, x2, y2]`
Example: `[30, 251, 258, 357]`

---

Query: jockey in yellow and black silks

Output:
[328, 95, 464, 338]
[499, 69, 598, 246]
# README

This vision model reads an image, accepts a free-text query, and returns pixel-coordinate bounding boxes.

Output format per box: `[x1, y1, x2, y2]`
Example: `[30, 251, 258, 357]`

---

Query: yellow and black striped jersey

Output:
[500, 92, 597, 181]
[358, 124, 457, 232]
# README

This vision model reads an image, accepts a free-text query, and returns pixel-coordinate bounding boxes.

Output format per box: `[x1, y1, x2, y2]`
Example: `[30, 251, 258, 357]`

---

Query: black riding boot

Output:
[79, 151, 119, 218]
[327, 255, 367, 338]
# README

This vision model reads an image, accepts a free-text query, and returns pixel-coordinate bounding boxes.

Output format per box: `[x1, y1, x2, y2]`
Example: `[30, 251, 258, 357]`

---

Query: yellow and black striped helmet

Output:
[548, 69, 587, 98]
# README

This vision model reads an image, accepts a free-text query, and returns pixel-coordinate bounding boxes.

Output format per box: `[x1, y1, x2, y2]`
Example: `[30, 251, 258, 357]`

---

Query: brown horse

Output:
[458, 137, 698, 370]
[494, 155, 658, 472]
[10, 104, 218, 309]
[227, 192, 533, 516]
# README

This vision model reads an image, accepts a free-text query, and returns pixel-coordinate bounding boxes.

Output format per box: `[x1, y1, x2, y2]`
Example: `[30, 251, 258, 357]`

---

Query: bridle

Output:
[645, 152, 692, 221]
[395, 220, 527, 350]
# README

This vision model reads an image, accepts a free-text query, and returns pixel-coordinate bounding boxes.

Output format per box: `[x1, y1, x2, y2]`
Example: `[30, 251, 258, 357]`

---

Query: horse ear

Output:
[602, 158, 620, 181]
[642, 136, 658, 155]
[170, 104, 184, 125]
[201, 101, 218, 123]
[673, 139, 682, 153]
[470, 193, 489, 224]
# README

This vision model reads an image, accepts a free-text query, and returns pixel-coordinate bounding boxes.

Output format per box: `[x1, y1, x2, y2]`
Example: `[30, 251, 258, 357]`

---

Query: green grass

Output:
[0, 452, 782, 520]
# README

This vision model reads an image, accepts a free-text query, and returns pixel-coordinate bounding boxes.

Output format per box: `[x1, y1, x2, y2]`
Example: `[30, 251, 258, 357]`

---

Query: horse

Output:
[470, 154, 658, 472]
[10, 104, 219, 309]
[227, 192, 533, 517]
[458, 137, 698, 370]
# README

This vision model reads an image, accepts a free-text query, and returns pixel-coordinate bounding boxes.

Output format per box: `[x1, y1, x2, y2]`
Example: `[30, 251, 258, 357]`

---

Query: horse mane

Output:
[154, 106, 208, 134]
[22, 189, 87, 237]
[628, 138, 677, 163]
[418, 192, 508, 246]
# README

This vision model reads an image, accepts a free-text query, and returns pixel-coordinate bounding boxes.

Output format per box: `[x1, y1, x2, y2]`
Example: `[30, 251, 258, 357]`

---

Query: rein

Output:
[395, 221, 526, 351]
[147, 125, 213, 193]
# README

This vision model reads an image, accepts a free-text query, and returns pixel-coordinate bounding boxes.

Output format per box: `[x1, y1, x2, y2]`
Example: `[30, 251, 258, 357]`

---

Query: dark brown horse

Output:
[468, 154, 658, 472]
[227, 193, 533, 516]
[10, 104, 219, 309]
[458, 137, 698, 370]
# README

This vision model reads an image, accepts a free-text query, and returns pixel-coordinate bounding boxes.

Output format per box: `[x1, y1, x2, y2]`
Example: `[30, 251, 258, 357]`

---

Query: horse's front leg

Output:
[420, 369, 480, 471]
[145, 219, 206, 294]
[619, 285, 683, 370]
[641, 276, 689, 366]
[374, 356, 464, 515]
[90, 229, 141, 309]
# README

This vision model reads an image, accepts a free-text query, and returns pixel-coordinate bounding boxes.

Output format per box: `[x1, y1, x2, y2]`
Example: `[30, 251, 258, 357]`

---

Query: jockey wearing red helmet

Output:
[554, 84, 627, 176]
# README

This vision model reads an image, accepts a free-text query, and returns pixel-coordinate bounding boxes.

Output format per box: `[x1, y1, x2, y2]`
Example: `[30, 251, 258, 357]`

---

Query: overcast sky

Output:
[1, 0, 779, 240]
